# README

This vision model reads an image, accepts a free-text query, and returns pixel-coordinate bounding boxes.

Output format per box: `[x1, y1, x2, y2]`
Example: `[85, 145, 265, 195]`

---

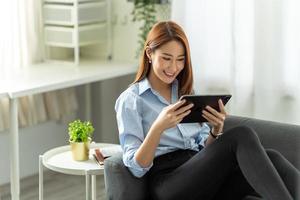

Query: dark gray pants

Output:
[148, 126, 300, 200]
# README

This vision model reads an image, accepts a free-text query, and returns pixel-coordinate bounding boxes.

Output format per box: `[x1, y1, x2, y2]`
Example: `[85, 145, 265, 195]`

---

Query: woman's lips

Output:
[164, 70, 175, 78]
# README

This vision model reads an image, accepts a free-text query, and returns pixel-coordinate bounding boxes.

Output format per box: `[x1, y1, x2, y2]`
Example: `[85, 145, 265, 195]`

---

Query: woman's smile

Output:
[163, 70, 176, 79]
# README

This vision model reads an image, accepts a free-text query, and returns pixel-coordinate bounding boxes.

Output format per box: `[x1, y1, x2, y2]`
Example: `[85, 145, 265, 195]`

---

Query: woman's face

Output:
[148, 40, 185, 85]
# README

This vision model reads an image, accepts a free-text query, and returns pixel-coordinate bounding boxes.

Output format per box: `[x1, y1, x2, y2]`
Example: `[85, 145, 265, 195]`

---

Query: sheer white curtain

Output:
[0, 0, 78, 131]
[172, 0, 300, 125]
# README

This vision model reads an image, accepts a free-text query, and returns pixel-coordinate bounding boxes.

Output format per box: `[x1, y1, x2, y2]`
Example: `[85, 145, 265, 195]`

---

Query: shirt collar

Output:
[138, 78, 152, 95]
[138, 77, 179, 98]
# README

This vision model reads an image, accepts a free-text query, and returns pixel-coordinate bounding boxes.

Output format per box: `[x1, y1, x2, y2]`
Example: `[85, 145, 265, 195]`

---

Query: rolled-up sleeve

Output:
[115, 92, 153, 178]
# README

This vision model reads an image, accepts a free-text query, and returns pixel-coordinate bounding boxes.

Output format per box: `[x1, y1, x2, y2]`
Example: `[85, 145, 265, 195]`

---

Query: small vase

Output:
[70, 138, 91, 161]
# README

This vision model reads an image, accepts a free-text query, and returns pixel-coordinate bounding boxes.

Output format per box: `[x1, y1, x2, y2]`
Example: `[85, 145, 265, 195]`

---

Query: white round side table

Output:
[39, 143, 121, 200]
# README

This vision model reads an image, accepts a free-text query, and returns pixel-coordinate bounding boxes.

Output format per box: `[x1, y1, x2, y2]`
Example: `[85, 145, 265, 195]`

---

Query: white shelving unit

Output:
[42, 0, 112, 65]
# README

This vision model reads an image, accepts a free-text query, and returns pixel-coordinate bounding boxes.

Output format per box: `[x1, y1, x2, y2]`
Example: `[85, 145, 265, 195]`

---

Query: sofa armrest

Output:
[224, 115, 300, 170]
[104, 152, 149, 200]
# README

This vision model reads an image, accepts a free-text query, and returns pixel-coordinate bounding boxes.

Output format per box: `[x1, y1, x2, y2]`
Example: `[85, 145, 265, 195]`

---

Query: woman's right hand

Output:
[152, 100, 194, 133]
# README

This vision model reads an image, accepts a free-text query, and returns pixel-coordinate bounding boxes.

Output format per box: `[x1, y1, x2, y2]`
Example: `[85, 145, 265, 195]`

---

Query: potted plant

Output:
[68, 119, 94, 161]
[130, 0, 171, 57]
[131, 0, 157, 57]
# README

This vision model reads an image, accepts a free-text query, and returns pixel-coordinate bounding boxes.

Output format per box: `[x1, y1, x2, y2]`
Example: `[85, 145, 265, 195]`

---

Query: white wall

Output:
[0, 121, 68, 185]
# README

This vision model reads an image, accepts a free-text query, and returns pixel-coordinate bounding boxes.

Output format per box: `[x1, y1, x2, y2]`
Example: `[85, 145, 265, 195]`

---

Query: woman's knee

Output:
[266, 149, 284, 163]
[224, 125, 259, 144]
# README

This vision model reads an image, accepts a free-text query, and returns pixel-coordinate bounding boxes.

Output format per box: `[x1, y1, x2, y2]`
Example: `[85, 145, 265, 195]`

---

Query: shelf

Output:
[44, 2, 107, 26]
[42, 0, 111, 64]
[45, 23, 107, 47]
[44, 0, 104, 4]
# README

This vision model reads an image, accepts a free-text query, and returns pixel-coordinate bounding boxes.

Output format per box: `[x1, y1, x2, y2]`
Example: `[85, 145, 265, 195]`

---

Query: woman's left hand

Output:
[202, 99, 227, 135]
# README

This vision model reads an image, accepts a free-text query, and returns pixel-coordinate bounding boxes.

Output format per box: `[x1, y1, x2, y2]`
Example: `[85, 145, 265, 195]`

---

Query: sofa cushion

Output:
[104, 152, 150, 200]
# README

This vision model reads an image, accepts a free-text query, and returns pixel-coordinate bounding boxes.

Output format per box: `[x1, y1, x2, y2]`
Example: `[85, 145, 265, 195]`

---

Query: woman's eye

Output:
[162, 57, 171, 61]
[177, 59, 185, 62]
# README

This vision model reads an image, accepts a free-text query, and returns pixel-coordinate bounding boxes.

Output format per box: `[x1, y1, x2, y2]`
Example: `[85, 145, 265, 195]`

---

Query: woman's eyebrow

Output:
[162, 52, 185, 57]
[162, 53, 172, 57]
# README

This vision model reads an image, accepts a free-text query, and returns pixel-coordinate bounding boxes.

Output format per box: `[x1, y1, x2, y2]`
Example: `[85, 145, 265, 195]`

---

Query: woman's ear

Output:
[145, 46, 152, 61]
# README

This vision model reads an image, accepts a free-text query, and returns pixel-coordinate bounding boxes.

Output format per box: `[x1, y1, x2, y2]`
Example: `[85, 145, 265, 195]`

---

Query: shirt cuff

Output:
[128, 156, 153, 178]
[199, 135, 208, 147]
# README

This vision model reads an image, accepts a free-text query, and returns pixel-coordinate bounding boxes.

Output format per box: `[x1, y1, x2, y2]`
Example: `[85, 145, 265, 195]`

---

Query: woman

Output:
[115, 21, 299, 200]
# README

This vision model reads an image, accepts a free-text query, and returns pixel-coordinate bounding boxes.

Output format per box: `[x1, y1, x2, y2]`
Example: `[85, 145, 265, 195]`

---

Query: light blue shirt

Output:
[115, 78, 210, 177]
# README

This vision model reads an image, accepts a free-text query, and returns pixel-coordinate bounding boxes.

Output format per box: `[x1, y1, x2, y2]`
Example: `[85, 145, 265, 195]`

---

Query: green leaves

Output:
[131, 0, 157, 57]
[68, 120, 94, 143]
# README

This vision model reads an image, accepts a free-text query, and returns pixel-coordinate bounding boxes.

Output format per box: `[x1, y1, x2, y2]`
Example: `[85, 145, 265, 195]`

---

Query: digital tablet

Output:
[179, 95, 232, 123]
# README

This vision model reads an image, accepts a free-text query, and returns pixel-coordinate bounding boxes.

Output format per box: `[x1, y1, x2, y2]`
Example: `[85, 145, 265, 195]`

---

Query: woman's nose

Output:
[169, 60, 178, 71]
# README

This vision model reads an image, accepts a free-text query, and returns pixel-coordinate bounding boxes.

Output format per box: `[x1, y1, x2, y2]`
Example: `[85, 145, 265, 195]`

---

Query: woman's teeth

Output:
[164, 71, 175, 77]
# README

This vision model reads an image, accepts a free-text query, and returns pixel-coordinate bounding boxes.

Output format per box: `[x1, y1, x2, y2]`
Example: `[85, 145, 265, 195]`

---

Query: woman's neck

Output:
[148, 71, 172, 102]
[148, 71, 170, 92]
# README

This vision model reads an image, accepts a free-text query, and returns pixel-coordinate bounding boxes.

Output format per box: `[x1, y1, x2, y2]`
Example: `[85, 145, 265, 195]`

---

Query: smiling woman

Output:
[145, 40, 185, 102]
[114, 21, 300, 200]
[133, 21, 194, 96]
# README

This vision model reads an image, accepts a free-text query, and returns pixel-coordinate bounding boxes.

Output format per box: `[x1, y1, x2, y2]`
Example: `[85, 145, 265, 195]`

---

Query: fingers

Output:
[205, 105, 225, 121]
[218, 99, 227, 115]
[174, 102, 194, 116]
[202, 114, 219, 127]
[202, 110, 223, 127]
[171, 99, 187, 111]
[171, 101, 193, 124]
[176, 109, 191, 123]
[160, 100, 192, 127]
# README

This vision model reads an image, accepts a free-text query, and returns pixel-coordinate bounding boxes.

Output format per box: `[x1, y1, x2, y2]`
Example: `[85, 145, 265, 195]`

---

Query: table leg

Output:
[92, 175, 96, 200]
[85, 84, 91, 121]
[39, 155, 43, 200]
[9, 98, 19, 200]
[74, 0, 79, 65]
[86, 174, 90, 200]
[106, 0, 112, 60]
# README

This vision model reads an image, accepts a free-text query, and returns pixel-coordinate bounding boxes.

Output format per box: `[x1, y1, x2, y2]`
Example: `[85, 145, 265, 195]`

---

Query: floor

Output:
[0, 170, 106, 200]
